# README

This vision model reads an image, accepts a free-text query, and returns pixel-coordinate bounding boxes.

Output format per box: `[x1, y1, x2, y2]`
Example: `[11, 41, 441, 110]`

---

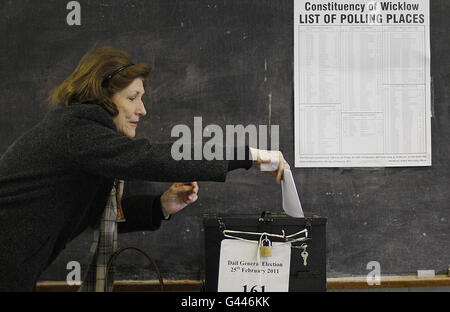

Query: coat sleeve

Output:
[64, 118, 229, 182]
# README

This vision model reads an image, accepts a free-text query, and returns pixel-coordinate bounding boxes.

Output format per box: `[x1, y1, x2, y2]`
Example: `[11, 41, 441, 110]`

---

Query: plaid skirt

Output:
[79, 180, 125, 292]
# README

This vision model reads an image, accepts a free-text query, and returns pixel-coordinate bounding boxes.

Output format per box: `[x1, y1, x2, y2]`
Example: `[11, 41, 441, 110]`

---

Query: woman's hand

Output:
[249, 148, 290, 184]
[160, 182, 199, 218]
[272, 152, 290, 183]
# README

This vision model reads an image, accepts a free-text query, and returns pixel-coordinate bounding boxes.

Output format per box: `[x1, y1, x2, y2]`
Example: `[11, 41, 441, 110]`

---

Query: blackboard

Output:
[0, 0, 448, 283]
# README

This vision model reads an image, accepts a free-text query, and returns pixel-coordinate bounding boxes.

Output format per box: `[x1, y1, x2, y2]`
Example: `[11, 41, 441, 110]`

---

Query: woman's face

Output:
[111, 78, 147, 138]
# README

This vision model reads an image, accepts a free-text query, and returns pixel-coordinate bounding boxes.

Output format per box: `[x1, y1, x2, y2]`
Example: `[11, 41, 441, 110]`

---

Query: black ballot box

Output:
[203, 212, 327, 292]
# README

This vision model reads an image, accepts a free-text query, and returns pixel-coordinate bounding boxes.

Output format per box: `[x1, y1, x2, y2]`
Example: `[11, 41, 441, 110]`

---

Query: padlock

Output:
[260, 238, 272, 257]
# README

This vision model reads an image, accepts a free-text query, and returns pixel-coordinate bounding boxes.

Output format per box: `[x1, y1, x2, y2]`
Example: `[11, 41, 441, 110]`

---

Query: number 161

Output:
[242, 285, 265, 292]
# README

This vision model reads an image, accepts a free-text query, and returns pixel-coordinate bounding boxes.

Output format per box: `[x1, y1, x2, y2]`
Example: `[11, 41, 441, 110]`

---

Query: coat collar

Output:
[60, 103, 118, 131]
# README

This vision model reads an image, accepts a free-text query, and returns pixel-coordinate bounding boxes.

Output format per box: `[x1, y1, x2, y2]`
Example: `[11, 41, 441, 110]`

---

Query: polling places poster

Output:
[294, 0, 431, 167]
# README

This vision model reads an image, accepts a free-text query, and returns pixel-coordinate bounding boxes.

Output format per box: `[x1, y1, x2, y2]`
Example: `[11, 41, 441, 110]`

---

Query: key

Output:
[301, 250, 309, 266]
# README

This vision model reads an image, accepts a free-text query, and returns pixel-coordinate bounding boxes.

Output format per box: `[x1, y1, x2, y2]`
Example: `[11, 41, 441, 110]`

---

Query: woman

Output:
[0, 46, 289, 291]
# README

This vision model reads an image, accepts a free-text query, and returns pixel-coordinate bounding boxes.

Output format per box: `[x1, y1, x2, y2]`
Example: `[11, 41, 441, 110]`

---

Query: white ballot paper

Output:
[281, 169, 304, 218]
[218, 239, 291, 292]
[251, 148, 304, 217]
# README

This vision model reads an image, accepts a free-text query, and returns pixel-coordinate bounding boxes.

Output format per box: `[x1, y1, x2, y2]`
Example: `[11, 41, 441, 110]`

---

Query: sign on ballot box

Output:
[218, 239, 291, 292]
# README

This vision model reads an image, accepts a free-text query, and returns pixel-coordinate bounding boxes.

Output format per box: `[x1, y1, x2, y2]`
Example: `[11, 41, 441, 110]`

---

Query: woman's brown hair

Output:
[48, 46, 150, 116]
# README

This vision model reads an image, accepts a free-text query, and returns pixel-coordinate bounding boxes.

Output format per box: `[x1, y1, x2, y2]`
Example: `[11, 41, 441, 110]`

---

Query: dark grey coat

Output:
[0, 103, 229, 291]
